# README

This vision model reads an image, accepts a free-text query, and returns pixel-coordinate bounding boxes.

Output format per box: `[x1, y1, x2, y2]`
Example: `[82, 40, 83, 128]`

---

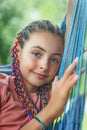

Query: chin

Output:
[33, 81, 46, 87]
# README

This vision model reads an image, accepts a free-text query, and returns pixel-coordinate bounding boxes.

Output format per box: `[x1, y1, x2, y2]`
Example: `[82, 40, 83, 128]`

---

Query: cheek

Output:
[50, 65, 59, 77]
[19, 55, 37, 71]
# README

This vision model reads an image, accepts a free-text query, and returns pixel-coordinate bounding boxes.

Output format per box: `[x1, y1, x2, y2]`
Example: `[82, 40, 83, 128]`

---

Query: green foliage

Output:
[82, 113, 87, 130]
[0, 0, 24, 64]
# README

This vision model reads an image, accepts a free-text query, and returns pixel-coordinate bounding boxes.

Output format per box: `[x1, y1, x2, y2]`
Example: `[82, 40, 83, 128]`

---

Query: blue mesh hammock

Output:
[47, 0, 87, 129]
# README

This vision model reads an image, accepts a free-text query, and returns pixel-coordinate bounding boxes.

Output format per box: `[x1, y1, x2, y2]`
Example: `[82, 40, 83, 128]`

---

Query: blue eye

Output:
[51, 58, 59, 63]
[32, 52, 41, 57]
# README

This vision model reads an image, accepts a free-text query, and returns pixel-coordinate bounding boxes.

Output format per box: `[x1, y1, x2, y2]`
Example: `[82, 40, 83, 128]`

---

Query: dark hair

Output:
[16, 20, 64, 48]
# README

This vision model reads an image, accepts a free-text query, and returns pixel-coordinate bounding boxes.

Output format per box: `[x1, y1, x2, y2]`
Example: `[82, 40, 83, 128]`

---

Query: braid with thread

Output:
[11, 20, 64, 119]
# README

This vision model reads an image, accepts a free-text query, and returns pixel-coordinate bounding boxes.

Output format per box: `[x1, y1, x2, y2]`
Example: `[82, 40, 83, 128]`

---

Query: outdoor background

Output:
[0, 0, 87, 129]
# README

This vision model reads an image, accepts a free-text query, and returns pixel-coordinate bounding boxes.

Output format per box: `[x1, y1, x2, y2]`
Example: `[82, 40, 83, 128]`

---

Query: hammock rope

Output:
[47, 0, 87, 129]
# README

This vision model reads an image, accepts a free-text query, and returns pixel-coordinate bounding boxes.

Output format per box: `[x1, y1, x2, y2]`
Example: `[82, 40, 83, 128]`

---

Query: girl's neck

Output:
[23, 79, 38, 93]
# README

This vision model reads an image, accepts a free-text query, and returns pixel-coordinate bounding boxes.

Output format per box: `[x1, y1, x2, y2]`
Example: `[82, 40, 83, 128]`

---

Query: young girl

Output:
[0, 20, 79, 130]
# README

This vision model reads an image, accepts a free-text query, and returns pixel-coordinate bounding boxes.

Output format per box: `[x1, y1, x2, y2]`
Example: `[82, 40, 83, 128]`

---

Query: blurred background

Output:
[0, 0, 86, 129]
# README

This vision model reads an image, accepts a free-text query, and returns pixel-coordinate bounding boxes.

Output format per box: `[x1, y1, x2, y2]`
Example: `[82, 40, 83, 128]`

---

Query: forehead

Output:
[24, 31, 63, 53]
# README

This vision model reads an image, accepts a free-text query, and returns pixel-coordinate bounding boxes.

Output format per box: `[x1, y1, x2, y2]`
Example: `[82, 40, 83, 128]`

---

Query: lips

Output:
[33, 72, 48, 79]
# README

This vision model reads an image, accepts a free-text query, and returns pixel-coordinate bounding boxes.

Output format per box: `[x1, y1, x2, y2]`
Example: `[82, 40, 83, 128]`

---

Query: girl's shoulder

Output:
[0, 73, 15, 87]
[0, 73, 10, 86]
[0, 73, 16, 106]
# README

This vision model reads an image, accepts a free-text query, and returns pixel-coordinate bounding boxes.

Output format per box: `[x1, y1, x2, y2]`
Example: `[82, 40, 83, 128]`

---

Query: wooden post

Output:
[65, 0, 75, 42]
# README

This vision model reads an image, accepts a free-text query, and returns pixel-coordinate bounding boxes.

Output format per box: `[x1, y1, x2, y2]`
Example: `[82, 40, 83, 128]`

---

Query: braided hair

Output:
[11, 20, 64, 117]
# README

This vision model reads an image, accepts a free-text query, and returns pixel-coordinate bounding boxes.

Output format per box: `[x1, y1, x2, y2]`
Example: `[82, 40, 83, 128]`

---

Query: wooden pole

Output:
[65, 0, 75, 42]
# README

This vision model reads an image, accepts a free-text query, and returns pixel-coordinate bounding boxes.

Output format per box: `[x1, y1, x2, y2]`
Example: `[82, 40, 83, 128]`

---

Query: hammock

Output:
[47, 0, 87, 129]
[0, 0, 87, 130]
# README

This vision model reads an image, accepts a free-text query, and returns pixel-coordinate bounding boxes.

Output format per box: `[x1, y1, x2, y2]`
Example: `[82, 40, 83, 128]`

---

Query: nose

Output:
[39, 58, 49, 71]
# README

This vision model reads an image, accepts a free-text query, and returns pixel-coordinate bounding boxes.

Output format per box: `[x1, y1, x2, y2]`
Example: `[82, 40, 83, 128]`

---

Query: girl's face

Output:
[18, 31, 63, 92]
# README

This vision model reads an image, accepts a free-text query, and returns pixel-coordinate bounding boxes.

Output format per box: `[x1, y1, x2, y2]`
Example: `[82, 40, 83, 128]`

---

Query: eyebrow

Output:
[32, 46, 62, 57]
[52, 53, 62, 57]
[32, 46, 46, 52]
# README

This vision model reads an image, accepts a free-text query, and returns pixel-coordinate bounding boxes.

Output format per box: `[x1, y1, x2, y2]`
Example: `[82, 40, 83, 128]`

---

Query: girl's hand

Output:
[20, 58, 85, 130]
[47, 57, 79, 119]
